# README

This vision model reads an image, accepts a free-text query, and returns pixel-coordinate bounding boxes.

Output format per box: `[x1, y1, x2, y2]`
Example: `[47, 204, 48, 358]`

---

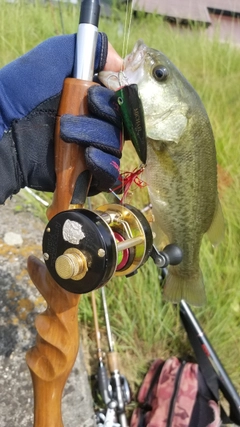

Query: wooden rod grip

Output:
[107, 351, 119, 373]
[47, 78, 96, 220]
[26, 256, 80, 427]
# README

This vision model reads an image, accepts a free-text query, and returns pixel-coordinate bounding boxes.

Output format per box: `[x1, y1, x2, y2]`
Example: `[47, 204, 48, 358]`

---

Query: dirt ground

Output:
[0, 192, 95, 427]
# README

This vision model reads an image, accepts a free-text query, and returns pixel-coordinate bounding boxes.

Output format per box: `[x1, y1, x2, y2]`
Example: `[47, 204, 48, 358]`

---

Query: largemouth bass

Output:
[99, 40, 224, 306]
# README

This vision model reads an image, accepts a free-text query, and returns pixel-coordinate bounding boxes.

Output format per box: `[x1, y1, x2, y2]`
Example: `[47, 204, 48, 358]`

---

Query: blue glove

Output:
[61, 85, 122, 195]
[0, 33, 122, 204]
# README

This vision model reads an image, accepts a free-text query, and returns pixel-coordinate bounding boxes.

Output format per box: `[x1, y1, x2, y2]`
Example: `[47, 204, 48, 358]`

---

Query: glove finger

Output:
[0, 35, 75, 130]
[60, 115, 122, 158]
[87, 86, 122, 128]
[85, 147, 120, 193]
[0, 33, 107, 136]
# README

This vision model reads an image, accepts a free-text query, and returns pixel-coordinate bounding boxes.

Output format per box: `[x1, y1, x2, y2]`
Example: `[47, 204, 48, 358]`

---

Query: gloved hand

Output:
[0, 33, 122, 204]
[60, 85, 122, 195]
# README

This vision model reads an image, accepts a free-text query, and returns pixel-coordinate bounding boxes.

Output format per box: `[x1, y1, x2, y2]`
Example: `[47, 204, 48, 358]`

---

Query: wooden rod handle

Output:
[107, 351, 119, 373]
[26, 256, 81, 427]
[47, 78, 96, 220]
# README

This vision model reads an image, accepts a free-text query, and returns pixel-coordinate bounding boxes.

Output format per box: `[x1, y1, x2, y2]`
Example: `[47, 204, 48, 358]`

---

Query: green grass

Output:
[1, 0, 240, 401]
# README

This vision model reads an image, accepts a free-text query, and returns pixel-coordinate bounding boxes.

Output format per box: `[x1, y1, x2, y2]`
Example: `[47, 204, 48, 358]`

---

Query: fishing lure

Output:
[115, 84, 147, 165]
[112, 165, 147, 204]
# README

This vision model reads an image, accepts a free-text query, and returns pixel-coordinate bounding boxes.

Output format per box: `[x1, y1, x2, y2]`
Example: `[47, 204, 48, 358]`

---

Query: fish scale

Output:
[99, 40, 224, 306]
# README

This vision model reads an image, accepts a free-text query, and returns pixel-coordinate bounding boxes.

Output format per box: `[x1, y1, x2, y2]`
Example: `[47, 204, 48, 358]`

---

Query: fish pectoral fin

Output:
[207, 198, 225, 246]
[146, 111, 187, 143]
[151, 220, 169, 250]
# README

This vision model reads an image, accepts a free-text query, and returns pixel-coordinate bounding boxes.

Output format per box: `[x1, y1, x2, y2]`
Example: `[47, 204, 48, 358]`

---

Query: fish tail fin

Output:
[163, 268, 206, 307]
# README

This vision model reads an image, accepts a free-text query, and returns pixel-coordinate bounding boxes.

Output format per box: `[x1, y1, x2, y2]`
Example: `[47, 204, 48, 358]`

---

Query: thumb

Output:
[104, 42, 123, 72]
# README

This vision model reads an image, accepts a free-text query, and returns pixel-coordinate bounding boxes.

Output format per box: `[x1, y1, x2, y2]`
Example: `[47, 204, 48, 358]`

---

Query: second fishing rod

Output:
[91, 287, 131, 427]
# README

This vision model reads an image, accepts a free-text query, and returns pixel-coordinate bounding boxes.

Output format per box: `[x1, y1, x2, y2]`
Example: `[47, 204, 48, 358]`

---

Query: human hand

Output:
[104, 42, 123, 72]
[0, 33, 123, 203]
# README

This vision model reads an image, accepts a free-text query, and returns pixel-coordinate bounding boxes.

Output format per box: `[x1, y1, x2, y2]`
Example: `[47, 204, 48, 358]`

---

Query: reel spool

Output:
[42, 204, 153, 294]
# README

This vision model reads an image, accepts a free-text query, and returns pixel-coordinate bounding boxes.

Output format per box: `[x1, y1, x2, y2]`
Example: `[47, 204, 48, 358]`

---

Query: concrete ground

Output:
[0, 194, 96, 427]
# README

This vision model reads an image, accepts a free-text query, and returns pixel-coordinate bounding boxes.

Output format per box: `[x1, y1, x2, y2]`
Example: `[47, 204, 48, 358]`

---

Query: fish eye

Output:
[152, 65, 168, 82]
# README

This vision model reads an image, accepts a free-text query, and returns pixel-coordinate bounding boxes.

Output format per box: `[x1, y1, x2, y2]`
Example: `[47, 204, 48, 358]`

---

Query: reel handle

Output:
[47, 78, 96, 220]
[162, 244, 183, 266]
[150, 243, 183, 268]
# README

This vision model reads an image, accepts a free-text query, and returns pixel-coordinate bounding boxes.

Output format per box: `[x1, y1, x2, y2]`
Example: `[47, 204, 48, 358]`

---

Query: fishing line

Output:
[24, 187, 49, 207]
[57, 0, 65, 35]
[118, 0, 134, 200]
[117, 1, 149, 202]
[121, 0, 134, 63]
[49, 0, 64, 35]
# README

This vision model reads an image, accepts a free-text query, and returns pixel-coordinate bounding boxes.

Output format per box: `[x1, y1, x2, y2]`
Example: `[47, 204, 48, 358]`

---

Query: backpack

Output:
[130, 356, 221, 427]
[130, 300, 240, 427]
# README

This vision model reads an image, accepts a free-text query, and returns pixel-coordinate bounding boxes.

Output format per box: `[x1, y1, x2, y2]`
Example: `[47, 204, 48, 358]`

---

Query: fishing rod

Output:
[180, 300, 240, 425]
[91, 288, 131, 427]
[92, 289, 120, 427]
[101, 286, 131, 427]
[91, 290, 112, 409]
[26, 1, 101, 426]
[21, 1, 185, 424]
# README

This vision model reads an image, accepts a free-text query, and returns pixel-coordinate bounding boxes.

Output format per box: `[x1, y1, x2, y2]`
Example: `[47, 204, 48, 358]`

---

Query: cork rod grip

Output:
[47, 78, 96, 220]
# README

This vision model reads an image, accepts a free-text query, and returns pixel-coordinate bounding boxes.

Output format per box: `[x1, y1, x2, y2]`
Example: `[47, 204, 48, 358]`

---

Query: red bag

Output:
[130, 357, 221, 427]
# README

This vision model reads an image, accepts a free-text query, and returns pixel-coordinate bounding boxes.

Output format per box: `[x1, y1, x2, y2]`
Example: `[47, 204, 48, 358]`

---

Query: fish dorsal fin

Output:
[207, 198, 225, 246]
[146, 108, 187, 143]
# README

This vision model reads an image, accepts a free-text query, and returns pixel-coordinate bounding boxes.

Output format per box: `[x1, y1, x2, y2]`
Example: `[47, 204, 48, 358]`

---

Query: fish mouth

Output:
[119, 40, 147, 87]
[123, 40, 147, 71]
[99, 40, 147, 90]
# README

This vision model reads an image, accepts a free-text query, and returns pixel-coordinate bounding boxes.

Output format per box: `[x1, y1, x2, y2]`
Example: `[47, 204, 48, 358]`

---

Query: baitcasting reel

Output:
[42, 203, 183, 294]
[43, 204, 153, 293]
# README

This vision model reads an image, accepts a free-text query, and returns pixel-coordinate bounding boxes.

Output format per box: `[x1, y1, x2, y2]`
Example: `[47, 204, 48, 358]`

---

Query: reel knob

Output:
[162, 244, 183, 266]
[55, 248, 88, 280]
